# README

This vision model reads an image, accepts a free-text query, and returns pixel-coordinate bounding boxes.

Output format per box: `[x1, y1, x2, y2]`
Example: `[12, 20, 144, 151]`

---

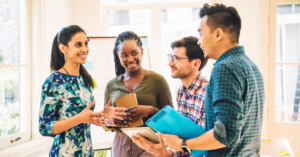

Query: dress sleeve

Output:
[211, 64, 244, 147]
[39, 79, 64, 137]
[104, 84, 110, 107]
[155, 77, 173, 113]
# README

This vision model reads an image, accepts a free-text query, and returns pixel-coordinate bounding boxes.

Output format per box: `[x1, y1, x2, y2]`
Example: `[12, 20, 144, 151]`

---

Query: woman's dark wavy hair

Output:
[50, 25, 94, 88]
[113, 31, 142, 76]
[199, 3, 241, 43]
[171, 36, 208, 71]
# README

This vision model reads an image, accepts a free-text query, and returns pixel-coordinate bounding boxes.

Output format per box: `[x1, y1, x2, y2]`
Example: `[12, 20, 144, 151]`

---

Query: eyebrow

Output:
[131, 49, 138, 52]
[75, 40, 88, 44]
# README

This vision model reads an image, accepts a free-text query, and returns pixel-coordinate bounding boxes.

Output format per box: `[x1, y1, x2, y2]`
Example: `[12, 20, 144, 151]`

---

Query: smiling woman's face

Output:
[118, 40, 143, 73]
[61, 31, 89, 65]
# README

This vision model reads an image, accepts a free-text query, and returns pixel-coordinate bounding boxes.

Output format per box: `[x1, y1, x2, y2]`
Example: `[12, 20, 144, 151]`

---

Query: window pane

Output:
[0, 67, 26, 138]
[276, 4, 300, 63]
[0, 0, 25, 64]
[107, 9, 151, 40]
[275, 65, 300, 122]
[161, 7, 201, 65]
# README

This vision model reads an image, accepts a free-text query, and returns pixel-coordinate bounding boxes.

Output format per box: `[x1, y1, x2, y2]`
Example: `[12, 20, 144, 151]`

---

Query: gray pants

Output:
[112, 132, 157, 157]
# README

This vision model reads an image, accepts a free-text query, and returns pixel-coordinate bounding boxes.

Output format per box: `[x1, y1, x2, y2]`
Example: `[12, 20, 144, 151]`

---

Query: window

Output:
[0, 0, 29, 149]
[102, 0, 209, 109]
[275, 4, 300, 122]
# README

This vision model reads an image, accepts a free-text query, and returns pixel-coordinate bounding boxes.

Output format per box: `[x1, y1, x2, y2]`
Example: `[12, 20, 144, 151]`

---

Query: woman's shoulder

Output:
[41, 71, 66, 93]
[42, 71, 71, 89]
[106, 75, 122, 88]
[146, 70, 165, 80]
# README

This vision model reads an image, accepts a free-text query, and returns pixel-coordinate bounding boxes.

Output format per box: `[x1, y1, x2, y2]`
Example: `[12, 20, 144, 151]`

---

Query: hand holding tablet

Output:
[121, 127, 159, 144]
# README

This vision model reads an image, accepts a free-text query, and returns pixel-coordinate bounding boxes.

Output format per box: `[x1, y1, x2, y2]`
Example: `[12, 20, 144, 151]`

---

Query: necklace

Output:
[62, 67, 69, 75]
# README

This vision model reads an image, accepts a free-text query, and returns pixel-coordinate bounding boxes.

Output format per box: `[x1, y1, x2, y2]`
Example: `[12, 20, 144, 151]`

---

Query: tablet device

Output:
[121, 127, 159, 144]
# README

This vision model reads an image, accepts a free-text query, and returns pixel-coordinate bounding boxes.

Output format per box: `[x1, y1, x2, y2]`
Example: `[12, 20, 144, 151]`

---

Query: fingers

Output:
[92, 117, 106, 126]
[157, 133, 165, 147]
[122, 116, 132, 121]
[125, 106, 136, 112]
[136, 134, 155, 146]
[115, 110, 128, 116]
[116, 107, 127, 112]
[132, 136, 149, 151]
[106, 98, 112, 107]
[86, 100, 95, 110]
[131, 116, 140, 122]
[93, 112, 103, 118]
[109, 118, 115, 125]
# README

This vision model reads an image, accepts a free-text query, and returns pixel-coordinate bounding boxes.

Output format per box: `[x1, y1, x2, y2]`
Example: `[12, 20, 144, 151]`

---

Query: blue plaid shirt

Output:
[204, 46, 265, 157]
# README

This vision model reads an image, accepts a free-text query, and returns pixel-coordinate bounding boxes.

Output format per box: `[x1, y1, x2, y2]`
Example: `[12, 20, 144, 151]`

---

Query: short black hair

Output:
[171, 36, 208, 71]
[199, 3, 241, 43]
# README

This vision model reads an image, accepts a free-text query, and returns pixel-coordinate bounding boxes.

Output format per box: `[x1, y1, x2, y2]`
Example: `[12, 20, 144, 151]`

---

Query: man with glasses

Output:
[134, 3, 265, 157]
[132, 36, 208, 157]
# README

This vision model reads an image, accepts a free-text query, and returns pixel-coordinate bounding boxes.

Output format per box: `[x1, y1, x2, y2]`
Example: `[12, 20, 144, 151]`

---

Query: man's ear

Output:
[194, 59, 201, 70]
[215, 28, 224, 42]
[58, 43, 66, 55]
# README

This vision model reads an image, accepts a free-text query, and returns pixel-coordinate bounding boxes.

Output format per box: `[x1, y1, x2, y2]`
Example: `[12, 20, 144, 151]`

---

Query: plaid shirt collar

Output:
[215, 46, 245, 65]
[180, 72, 205, 97]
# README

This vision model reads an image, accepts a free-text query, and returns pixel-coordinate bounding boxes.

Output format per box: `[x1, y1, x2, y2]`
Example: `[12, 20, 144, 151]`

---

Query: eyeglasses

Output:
[167, 54, 189, 64]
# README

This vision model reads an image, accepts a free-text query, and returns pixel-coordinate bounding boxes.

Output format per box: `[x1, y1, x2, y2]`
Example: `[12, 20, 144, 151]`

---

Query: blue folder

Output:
[146, 105, 207, 157]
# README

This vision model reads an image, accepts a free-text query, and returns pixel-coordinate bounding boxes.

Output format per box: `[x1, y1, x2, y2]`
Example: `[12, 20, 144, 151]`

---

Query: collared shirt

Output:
[171, 72, 208, 157]
[205, 46, 265, 157]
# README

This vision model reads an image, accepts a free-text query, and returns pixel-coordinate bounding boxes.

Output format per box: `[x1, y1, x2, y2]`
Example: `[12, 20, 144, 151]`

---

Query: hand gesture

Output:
[112, 115, 132, 127]
[77, 100, 106, 126]
[103, 98, 128, 125]
[132, 134, 172, 157]
[125, 105, 153, 122]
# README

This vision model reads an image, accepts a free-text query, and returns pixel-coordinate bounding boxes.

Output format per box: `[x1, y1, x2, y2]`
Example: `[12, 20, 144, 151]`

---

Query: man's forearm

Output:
[186, 129, 226, 150]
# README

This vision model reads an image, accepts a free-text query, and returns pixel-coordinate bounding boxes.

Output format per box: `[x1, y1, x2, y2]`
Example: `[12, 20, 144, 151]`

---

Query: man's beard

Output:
[171, 68, 191, 79]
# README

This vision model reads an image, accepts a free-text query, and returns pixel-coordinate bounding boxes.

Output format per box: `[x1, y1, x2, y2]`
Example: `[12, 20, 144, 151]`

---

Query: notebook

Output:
[115, 93, 143, 127]
[146, 105, 207, 157]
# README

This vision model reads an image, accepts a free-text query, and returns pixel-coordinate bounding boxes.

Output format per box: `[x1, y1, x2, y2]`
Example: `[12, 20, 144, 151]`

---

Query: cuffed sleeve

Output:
[212, 64, 244, 147]
[39, 80, 64, 136]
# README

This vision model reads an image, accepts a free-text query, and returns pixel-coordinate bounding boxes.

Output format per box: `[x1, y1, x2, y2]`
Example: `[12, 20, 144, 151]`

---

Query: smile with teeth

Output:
[127, 62, 137, 68]
[78, 54, 87, 59]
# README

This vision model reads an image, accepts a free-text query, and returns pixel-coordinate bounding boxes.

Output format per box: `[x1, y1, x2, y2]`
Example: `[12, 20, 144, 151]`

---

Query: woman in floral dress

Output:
[39, 25, 126, 157]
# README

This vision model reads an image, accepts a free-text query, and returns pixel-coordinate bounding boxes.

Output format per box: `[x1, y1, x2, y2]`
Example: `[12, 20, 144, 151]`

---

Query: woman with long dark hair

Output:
[39, 25, 126, 157]
[104, 31, 173, 157]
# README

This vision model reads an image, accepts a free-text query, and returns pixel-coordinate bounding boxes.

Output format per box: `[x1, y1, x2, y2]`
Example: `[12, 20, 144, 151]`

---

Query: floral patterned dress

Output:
[39, 71, 95, 157]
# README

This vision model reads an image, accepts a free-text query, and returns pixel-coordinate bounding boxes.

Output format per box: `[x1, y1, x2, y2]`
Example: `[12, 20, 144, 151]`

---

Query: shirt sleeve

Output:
[155, 76, 173, 113]
[39, 80, 64, 137]
[104, 85, 110, 107]
[211, 64, 244, 147]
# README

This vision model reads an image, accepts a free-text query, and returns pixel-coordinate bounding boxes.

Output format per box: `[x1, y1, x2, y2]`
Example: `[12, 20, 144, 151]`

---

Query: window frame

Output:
[268, 0, 300, 138]
[0, 0, 32, 150]
[100, 1, 210, 74]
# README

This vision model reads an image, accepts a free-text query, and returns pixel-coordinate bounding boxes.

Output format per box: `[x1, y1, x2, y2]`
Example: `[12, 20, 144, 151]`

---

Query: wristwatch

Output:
[181, 139, 191, 153]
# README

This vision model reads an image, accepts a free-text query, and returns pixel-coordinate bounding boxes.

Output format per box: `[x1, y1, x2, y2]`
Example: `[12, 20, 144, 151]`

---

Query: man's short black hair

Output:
[171, 36, 208, 71]
[199, 3, 241, 43]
